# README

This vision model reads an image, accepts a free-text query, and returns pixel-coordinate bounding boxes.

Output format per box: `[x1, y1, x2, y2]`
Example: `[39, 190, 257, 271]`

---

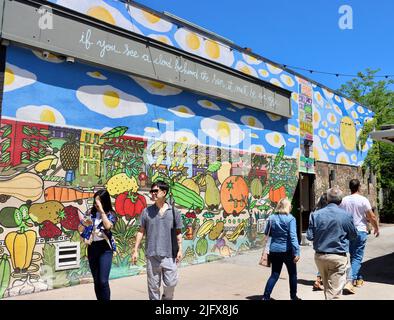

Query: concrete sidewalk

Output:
[5, 225, 394, 300]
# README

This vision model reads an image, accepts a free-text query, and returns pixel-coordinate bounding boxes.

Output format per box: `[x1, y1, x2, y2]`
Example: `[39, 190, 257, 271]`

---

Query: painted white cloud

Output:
[130, 76, 182, 96]
[168, 105, 195, 118]
[201, 115, 245, 146]
[4, 63, 36, 92]
[336, 152, 350, 165]
[57, 0, 142, 33]
[87, 71, 107, 80]
[241, 115, 264, 130]
[174, 28, 234, 66]
[128, 7, 173, 32]
[242, 53, 262, 65]
[265, 132, 286, 148]
[235, 61, 258, 77]
[285, 124, 299, 136]
[159, 130, 200, 144]
[148, 34, 174, 46]
[16, 105, 65, 125]
[313, 136, 329, 161]
[266, 63, 283, 74]
[267, 113, 282, 121]
[198, 100, 221, 111]
[249, 144, 266, 154]
[76, 85, 147, 118]
[280, 74, 295, 87]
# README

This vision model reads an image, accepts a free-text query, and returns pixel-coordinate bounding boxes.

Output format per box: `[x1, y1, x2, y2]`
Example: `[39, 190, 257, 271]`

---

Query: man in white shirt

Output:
[340, 179, 379, 288]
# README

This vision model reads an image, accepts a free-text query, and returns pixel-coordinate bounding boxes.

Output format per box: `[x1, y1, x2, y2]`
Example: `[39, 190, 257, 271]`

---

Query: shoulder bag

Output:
[259, 217, 272, 267]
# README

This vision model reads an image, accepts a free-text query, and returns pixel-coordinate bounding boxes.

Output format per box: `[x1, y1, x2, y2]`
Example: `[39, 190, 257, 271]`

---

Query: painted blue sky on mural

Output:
[3, 0, 375, 166]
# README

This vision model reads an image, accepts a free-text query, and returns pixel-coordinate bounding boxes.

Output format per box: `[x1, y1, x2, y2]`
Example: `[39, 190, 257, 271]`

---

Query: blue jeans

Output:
[349, 231, 368, 281]
[88, 240, 113, 300]
[263, 251, 298, 300]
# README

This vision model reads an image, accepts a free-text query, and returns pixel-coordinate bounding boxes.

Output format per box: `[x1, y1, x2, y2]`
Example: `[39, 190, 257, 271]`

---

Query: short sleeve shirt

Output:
[139, 203, 183, 258]
[340, 194, 372, 232]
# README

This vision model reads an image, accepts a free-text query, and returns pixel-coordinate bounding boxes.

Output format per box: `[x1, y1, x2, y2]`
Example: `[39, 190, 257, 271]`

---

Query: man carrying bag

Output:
[132, 180, 183, 300]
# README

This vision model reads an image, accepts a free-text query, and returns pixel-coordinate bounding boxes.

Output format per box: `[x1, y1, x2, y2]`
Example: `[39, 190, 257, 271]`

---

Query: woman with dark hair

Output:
[79, 189, 117, 300]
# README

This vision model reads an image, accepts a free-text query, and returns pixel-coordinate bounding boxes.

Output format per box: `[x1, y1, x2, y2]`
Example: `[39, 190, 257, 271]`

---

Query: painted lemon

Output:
[340, 116, 356, 151]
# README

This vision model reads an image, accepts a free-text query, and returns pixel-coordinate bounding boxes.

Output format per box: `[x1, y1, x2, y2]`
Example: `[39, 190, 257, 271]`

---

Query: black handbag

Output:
[171, 203, 179, 258]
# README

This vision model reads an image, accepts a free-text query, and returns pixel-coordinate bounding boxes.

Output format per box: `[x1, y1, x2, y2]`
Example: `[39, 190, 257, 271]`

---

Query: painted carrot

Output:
[44, 187, 95, 202]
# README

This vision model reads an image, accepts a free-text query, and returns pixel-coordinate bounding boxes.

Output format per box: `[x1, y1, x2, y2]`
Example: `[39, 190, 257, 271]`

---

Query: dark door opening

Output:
[291, 172, 315, 243]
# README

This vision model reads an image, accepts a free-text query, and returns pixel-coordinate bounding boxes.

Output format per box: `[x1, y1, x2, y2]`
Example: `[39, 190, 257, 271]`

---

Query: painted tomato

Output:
[115, 192, 147, 218]
[269, 186, 286, 203]
[220, 176, 249, 215]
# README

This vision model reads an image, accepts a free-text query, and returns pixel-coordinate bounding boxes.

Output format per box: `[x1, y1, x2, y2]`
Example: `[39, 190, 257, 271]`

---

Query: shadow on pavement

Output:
[297, 279, 315, 286]
[246, 295, 263, 300]
[359, 252, 394, 285]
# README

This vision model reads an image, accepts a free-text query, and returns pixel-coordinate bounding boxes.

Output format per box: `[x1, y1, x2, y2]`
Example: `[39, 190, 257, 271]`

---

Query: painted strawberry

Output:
[39, 220, 62, 239]
[59, 206, 80, 231]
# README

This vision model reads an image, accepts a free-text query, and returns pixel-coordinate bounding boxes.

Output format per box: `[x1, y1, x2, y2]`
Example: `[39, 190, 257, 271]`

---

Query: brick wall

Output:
[315, 161, 377, 211]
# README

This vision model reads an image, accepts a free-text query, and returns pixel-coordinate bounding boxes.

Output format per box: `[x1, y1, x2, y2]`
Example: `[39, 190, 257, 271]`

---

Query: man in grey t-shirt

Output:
[132, 180, 183, 300]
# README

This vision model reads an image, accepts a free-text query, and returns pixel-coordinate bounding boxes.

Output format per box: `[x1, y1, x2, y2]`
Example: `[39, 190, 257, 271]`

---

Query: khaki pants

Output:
[315, 253, 348, 300]
[146, 256, 178, 300]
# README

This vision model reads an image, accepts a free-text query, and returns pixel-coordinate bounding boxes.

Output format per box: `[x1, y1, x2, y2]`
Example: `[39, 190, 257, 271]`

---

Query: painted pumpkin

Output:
[220, 176, 249, 215]
[269, 186, 286, 203]
[115, 192, 147, 218]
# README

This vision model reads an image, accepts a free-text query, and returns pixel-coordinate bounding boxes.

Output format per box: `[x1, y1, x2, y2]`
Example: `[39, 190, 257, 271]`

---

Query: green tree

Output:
[338, 69, 394, 221]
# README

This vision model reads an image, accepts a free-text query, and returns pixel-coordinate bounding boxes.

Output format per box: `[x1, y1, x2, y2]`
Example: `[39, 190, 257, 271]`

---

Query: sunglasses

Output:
[149, 189, 160, 194]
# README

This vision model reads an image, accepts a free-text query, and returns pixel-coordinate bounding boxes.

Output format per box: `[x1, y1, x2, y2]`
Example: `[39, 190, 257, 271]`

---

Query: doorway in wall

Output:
[291, 172, 315, 243]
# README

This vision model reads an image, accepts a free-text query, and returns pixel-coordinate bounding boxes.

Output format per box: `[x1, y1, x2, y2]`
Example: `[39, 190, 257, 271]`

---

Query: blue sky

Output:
[136, 0, 394, 92]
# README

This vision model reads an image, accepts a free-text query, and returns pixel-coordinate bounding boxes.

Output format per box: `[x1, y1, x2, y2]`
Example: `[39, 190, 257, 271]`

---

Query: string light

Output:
[280, 64, 394, 79]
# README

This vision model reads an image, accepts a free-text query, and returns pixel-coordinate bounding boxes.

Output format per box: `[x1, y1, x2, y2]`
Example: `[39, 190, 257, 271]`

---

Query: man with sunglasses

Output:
[132, 180, 183, 300]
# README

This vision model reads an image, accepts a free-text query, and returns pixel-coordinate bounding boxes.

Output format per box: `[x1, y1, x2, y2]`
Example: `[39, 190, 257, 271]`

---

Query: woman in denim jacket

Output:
[79, 189, 117, 300]
[262, 198, 301, 300]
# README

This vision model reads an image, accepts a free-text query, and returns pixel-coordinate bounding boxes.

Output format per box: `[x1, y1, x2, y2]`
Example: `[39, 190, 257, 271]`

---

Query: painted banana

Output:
[196, 220, 215, 238]
[226, 220, 246, 242]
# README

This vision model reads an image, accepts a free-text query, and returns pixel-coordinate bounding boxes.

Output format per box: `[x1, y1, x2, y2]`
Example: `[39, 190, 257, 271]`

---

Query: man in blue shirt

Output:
[307, 187, 357, 300]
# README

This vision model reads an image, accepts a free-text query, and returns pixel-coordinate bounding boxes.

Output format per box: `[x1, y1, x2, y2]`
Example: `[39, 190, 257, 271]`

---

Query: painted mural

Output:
[0, 1, 373, 297]
[0, 45, 302, 297]
[0, 120, 298, 297]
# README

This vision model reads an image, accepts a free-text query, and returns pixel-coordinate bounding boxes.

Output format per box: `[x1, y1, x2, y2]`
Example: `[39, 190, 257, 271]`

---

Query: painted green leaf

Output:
[101, 126, 128, 139]
[43, 244, 56, 269]
[53, 270, 70, 288]
[203, 212, 215, 218]
[273, 145, 285, 168]
[207, 161, 222, 172]
[125, 168, 133, 178]
[262, 186, 271, 198]
[115, 216, 127, 234]
[22, 126, 31, 135]
[1, 126, 12, 138]
[257, 205, 271, 211]
[1, 152, 10, 163]
[0, 254, 11, 299]
[250, 200, 257, 210]
[1, 139, 11, 153]
[273, 181, 284, 190]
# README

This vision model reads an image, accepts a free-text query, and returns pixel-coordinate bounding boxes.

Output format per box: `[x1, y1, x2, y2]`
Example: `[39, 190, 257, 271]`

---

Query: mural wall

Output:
[0, 0, 374, 296]
[0, 45, 302, 297]
[46, 0, 374, 167]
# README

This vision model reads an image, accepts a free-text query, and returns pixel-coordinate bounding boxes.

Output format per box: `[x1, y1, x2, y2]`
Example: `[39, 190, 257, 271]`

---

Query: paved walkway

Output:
[5, 224, 394, 300]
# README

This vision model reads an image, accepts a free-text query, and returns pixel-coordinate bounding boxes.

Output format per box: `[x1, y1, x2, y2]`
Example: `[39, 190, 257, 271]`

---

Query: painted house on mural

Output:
[0, 0, 376, 297]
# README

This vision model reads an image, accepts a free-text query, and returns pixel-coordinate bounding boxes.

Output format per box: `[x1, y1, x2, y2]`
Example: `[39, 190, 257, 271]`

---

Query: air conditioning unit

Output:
[55, 242, 80, 271]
